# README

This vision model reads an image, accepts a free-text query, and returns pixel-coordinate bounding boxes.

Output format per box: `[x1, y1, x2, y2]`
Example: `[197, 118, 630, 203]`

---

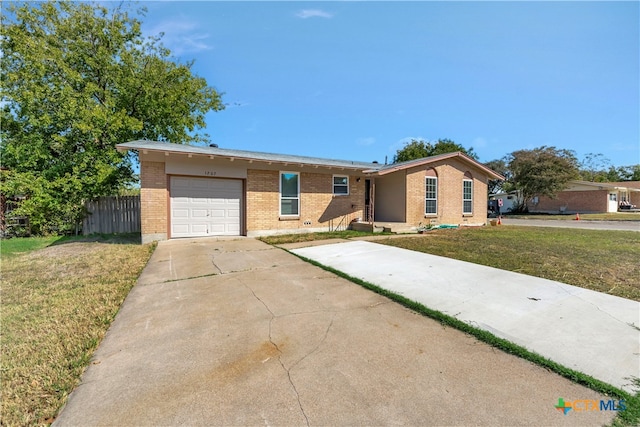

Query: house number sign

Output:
[204, 170, 217, 176]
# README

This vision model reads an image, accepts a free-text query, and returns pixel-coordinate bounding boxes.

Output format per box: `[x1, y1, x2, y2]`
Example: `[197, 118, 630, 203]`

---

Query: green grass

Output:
[1, 234, 155, 426]
[378, 226, 640, 301]
[1, 235, 67, 258]
[259, 230, 390, 245]
[287, 250, 640, 426]
[504, 212, 640, 221]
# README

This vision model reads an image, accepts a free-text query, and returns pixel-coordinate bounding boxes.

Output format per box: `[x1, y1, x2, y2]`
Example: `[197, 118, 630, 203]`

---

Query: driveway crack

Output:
[244, 284, 310, 426]
[210, 255, 224, 274]
[289, 313, 335, 371]
[554, 282, 632, 326]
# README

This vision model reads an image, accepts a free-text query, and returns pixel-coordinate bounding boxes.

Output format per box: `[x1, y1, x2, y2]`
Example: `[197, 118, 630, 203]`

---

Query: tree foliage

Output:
[483, 158, 512, 195]
[393, 138, 478, 163]
[577, 153, 640, 182]
[0, 1, 224, 234]
[505, 146, 579, 212]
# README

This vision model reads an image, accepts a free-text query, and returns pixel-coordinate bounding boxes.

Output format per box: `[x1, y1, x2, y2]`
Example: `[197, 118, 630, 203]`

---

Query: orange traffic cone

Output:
[575, 213, 580, 221]
[497, 216, 502, 225]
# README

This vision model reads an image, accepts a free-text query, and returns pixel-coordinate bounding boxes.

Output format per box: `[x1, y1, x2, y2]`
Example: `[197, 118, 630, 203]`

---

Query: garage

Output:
[170, 176, 242, 238]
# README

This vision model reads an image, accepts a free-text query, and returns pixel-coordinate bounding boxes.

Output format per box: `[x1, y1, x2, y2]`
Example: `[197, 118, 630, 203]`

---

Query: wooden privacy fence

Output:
[83, 196, 141, 235]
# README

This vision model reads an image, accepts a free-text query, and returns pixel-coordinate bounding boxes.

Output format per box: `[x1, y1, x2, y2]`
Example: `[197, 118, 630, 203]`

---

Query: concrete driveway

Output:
[55, 238, 615, 426]
[292, 240, 640, 393]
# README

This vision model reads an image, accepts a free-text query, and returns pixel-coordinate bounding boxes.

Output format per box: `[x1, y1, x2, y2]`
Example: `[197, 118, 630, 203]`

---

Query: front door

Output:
[608, 192, 618, 212]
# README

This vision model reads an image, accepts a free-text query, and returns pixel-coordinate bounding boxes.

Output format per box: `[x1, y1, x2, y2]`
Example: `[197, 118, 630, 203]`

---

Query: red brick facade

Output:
[246, 169, 365, 234]
[530, 190, 608, 214]
[400, 158, 488, 226]
[138, 152, 495, 241]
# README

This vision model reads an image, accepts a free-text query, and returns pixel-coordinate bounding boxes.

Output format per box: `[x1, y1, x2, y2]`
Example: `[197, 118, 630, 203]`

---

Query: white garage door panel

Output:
[191, 209, 209, 219]
[170, 177, 242, 238]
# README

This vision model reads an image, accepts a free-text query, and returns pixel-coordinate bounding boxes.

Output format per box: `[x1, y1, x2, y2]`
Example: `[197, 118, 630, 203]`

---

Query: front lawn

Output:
[504, 212, 640, 221]
[1, 234, 155, 425]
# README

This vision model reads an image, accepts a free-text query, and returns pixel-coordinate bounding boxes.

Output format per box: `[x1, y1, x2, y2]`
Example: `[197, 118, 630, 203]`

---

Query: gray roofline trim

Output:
[365, 151, 505, 180]
[117, 140, 505, 180]
[117, 140, 380, 172]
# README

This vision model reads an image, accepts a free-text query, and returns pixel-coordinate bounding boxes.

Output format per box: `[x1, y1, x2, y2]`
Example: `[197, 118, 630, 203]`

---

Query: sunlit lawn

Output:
[1, 235, 155, 425]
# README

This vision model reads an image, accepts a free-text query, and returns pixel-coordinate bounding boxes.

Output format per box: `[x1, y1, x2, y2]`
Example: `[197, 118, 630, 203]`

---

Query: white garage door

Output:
[170, 177, 242, 238]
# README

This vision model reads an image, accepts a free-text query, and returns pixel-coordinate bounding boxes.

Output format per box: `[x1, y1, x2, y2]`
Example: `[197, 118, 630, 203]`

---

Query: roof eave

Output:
[116, 141, 374, 172]
[371, 152, 504, 180]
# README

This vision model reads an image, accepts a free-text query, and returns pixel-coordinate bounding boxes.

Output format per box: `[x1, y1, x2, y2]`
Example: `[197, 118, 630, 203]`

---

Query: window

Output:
[333, 175, 349, 195]
[280, 172, 299, 216]
[425, 177, 437, 215]
[463, 179, 473, 214]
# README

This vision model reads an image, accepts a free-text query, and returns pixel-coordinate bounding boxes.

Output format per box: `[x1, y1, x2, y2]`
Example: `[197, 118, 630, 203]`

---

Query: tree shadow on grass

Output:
[48, 232, 142, 247]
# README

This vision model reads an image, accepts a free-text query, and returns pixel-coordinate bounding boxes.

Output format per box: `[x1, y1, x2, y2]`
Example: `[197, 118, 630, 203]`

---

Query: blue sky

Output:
[141, 1, 639, 167]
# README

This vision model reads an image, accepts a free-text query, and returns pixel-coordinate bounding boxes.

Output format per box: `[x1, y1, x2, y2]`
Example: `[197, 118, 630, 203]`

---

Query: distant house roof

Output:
[607, 181, 640, 190]
[569, 180, 640, 192]
[117, 140, 504, 179]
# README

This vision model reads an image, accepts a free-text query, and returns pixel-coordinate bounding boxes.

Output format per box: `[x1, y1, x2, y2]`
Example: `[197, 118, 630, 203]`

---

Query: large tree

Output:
[506, 146, 579, 212]
[578, 153, 612, 182]
[484, 158, 512, 195]
[393, 138, 478, 163]
[1, 1, 224, 234]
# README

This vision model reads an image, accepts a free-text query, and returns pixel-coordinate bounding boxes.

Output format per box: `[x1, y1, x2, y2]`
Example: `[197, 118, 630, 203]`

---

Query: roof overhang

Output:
[117, 140, 379, 173]
[569, 180, 640, 192]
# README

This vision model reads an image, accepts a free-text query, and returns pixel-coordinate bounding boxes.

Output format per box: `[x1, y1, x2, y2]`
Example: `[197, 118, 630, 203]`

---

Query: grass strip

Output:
[286, 250, 639, 426]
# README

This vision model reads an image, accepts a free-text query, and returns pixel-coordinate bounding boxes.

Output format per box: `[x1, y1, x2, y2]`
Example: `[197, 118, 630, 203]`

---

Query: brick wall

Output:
[530, 190, 607, 213]
[404, 159, 489, 226]
[246, 169, 365, 234]
[140, 161, 168, 243]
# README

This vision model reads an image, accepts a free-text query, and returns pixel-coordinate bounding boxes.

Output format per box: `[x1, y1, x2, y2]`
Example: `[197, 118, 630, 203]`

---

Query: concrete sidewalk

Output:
[291, 240, 640, 393]
[54, 238, 619, 426]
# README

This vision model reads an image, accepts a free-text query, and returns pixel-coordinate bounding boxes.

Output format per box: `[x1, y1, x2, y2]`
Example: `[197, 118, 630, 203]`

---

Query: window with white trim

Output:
[425, 176, 437, 215]
[280, 172, 299, 216]
[333, 175, 349, 195]
[463, 179, 473, 214]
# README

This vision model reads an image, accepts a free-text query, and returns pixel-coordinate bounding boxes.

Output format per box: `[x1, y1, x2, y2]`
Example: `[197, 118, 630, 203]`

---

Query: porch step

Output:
[351, 222, 379, 233]
[351, 222, 417, 234]
[377, 223, 417, 233]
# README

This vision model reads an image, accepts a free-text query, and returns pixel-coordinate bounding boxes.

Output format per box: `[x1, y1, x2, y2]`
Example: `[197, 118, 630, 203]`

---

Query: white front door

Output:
[608, 192, 618, 213]
[170, 176, 242, 237]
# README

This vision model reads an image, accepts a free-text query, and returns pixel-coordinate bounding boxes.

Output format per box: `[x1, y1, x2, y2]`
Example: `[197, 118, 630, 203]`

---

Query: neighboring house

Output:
[488, 191, 519, 215]
[117, 141, 503, 243]
[527, 180, 640, 214]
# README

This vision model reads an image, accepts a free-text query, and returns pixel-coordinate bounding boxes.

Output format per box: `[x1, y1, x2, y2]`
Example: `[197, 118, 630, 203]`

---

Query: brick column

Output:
[140, 161, 168, 243]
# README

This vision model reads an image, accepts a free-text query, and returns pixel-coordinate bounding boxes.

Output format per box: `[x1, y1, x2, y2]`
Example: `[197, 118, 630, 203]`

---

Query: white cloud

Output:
[472, 137, 488, 148]
[146, 18, 213, 56]
[612, 142, 640, 152]
[356, 137, 375, 146]
[296, 9, 333, 19]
